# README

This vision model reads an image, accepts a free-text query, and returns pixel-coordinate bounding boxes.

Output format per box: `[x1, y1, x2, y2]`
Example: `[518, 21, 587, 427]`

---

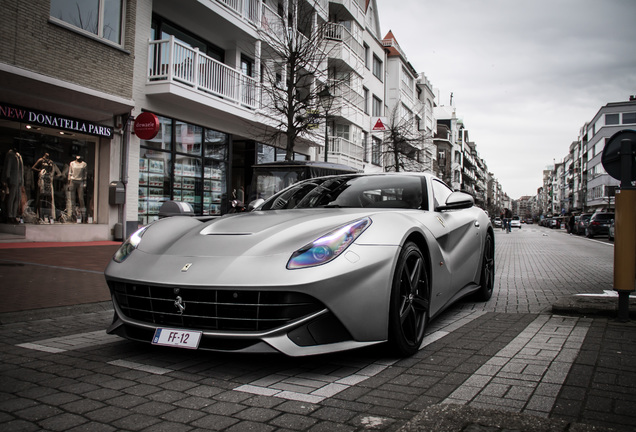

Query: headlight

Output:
[287, 217, 371, 269]
[113, 226, 148, 263]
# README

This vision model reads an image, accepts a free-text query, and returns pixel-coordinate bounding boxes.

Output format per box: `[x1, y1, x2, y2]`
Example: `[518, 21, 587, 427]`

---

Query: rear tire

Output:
[388, 242, 429, 357]
[475, 233, 494, 302]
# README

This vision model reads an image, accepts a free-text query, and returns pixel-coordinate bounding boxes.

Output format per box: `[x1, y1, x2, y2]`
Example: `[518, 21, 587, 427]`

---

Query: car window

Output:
[431, 179, 453, 209]
[260, 175, 426, 210]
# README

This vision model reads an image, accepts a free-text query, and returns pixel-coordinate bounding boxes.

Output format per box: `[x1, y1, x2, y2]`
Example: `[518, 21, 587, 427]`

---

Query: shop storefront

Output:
[135, 112, 310, 226]
[0, 103, 113, 239]
[137, 114, 229, 225]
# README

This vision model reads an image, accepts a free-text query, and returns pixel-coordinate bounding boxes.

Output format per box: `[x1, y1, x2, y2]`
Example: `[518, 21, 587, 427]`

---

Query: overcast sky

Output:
[375, 0, 636, 199]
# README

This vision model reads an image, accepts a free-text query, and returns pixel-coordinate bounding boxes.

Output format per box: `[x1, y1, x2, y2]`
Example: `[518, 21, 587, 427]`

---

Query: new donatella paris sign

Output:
[0, 103, 114, 139]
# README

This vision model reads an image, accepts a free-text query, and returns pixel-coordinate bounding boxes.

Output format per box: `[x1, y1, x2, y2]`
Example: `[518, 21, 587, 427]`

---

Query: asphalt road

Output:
[1, 225, 633, 432]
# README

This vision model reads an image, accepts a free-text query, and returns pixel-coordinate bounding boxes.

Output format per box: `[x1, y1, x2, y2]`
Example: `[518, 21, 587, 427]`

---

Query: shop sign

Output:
[0, 102, 114, 139]
[134, 112, 160, 140]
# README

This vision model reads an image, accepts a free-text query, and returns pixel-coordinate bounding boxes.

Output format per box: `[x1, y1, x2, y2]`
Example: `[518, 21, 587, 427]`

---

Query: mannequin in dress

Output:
[32, 153, 61, 221]
[67, 155, 87, 221]
[2, 148, 24, 222]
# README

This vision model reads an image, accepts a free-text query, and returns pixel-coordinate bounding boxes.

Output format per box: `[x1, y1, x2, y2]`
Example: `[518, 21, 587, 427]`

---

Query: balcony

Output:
[323, 22, 364, 71]
[327, 80, 365, 124]
[216, 0, 261, 26]
[326, 136, 365, 170]
[147, 37, 258, 110]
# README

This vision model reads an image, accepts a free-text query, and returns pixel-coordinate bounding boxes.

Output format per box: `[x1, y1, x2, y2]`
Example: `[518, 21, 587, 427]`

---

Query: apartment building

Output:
[433, 105, 462, 191]
[381, 31, 434, 173]
[1, 0, 462, 241]
[579, 98, 636, 212]
[0, 0, 135, 241]
[538, 97, 636, 217]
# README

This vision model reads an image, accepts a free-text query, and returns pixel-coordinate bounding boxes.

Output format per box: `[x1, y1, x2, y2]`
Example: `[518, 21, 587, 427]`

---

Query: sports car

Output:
[105, 173, 494, 357]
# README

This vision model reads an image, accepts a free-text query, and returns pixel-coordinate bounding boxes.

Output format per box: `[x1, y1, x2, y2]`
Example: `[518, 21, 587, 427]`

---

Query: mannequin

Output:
[2, 148, 24, 223]
[32, 153, 61, 221]
[67, 156, 87, 221]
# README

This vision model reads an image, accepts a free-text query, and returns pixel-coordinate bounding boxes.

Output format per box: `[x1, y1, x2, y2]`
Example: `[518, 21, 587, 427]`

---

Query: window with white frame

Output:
[372, 136, 382, 165]
[623, 112, 636, 124]
[605, 113, 619, 125]
[362, 131, 369, 162]
[335, 124, 350, 140]
[372, 95, 382, 117]
[401, 66, 414, 92]
[50, 0, 124, 45]
[372, 54, 383, 80]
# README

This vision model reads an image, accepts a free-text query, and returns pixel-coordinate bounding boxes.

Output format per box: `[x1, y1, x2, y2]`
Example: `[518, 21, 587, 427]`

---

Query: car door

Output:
[429, 179, 483, 306]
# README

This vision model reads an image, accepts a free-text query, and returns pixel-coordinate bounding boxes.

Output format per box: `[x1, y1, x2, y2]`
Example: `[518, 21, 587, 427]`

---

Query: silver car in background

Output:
[105, 173, 495, 357]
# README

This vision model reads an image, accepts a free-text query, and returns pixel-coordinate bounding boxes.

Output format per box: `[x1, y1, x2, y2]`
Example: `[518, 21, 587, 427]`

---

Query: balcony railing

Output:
[216, 0, 261, 25]
[329, 80, 365, 113]
[323, 22, 365, 60]
[148, 36, 258, 109]
[327, 136, 365, 169]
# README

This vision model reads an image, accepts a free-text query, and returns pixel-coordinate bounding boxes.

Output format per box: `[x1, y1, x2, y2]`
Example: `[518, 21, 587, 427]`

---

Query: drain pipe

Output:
[119, 112, 132, 240]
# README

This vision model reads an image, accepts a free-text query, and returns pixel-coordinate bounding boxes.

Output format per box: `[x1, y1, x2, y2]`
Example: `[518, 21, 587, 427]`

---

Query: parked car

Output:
[493, 217, 502, 228]
[550, 217, 563, 229]
[608, 218, 615, 241]
[525, 218, 533, 224]
[510, 216, 521, 229]
[574, 213, 592, 235]
[586, 212, 614, 238]
[105, 172, 495, 357]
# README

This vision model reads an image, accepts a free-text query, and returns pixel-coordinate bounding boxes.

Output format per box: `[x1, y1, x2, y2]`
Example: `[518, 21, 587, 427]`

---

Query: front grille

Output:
[109, 281, 324, 332]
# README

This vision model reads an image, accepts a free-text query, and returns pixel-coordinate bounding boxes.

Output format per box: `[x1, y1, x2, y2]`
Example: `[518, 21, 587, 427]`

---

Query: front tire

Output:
[388, 242, 429, 357]
[475, 232, 494, 301]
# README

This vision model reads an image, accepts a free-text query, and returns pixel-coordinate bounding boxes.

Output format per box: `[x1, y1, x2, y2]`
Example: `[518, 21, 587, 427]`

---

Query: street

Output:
[1, 226, 634, 432]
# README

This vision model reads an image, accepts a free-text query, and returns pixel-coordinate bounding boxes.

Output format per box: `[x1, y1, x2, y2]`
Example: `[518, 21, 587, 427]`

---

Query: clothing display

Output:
[32, 153, 61, 221]
[67, 157, 88, 220]
[2, 149, 25, 221]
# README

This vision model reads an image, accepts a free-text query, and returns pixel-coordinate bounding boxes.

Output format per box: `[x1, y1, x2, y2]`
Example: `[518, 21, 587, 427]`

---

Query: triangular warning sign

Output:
[372, 118, 386, 131]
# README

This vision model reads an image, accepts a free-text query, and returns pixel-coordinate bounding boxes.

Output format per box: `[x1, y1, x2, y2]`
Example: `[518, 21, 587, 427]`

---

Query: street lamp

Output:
[318, 86, 332, 162]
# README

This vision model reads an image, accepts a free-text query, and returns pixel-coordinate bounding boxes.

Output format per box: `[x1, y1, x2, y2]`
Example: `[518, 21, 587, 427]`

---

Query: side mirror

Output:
[436, 191, 474, 211]
[247, 198, 265, 211]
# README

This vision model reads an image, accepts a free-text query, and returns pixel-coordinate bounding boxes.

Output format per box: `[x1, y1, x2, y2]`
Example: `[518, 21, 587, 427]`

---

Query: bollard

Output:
[614, 188, 636, 322]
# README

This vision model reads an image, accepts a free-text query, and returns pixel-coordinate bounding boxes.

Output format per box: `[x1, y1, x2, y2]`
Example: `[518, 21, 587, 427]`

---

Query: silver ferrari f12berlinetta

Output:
[105, 172, 495, 357]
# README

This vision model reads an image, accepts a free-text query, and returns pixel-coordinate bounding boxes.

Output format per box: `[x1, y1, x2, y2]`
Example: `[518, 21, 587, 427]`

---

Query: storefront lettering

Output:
[0, 105, 28, 121]
[0, 103, 113, 139]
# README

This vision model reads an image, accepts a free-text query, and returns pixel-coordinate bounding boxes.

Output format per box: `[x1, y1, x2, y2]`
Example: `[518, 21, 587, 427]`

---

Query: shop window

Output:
[138, 117, 229, 224]
[50, 0, 124, 45]
[0, 124, 96, 225]
[138, 148, 172, 225]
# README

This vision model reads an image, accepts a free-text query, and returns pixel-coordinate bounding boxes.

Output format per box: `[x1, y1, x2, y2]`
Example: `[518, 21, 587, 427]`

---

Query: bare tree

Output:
[382, 105, 433, 172]
[258, 0, 346, 160]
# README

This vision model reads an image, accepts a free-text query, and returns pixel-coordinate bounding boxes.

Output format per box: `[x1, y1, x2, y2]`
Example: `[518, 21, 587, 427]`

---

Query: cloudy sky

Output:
[375, 0, 636, 199]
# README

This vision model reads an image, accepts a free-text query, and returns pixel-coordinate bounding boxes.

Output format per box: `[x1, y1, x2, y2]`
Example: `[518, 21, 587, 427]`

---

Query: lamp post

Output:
[318, 86, 332, 162]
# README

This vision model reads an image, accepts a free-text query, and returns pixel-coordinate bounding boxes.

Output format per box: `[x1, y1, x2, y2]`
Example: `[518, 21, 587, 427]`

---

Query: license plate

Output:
[152, 328, 202, 349]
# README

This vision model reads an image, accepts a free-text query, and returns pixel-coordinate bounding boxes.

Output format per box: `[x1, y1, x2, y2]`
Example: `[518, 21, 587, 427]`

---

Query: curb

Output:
[552, 294, 636, 319]
[397, 403, 617, 432]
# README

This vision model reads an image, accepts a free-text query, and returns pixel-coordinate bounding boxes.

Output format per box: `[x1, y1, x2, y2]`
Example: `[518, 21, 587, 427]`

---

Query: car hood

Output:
[135, 209, 387, 258]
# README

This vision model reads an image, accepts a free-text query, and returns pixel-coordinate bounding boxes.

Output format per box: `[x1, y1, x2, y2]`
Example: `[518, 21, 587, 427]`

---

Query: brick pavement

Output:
[0, 242, 119, 314]
[0, 226, 634, 431]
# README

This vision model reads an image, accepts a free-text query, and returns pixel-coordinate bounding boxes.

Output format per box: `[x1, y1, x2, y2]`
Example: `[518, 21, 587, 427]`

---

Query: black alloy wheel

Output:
[475, 232, 494, 301]
[388, 242, 429, 357]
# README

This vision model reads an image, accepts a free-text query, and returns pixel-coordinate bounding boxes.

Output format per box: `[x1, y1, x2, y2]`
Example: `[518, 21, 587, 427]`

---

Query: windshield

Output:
[260, 175, 426, 211]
